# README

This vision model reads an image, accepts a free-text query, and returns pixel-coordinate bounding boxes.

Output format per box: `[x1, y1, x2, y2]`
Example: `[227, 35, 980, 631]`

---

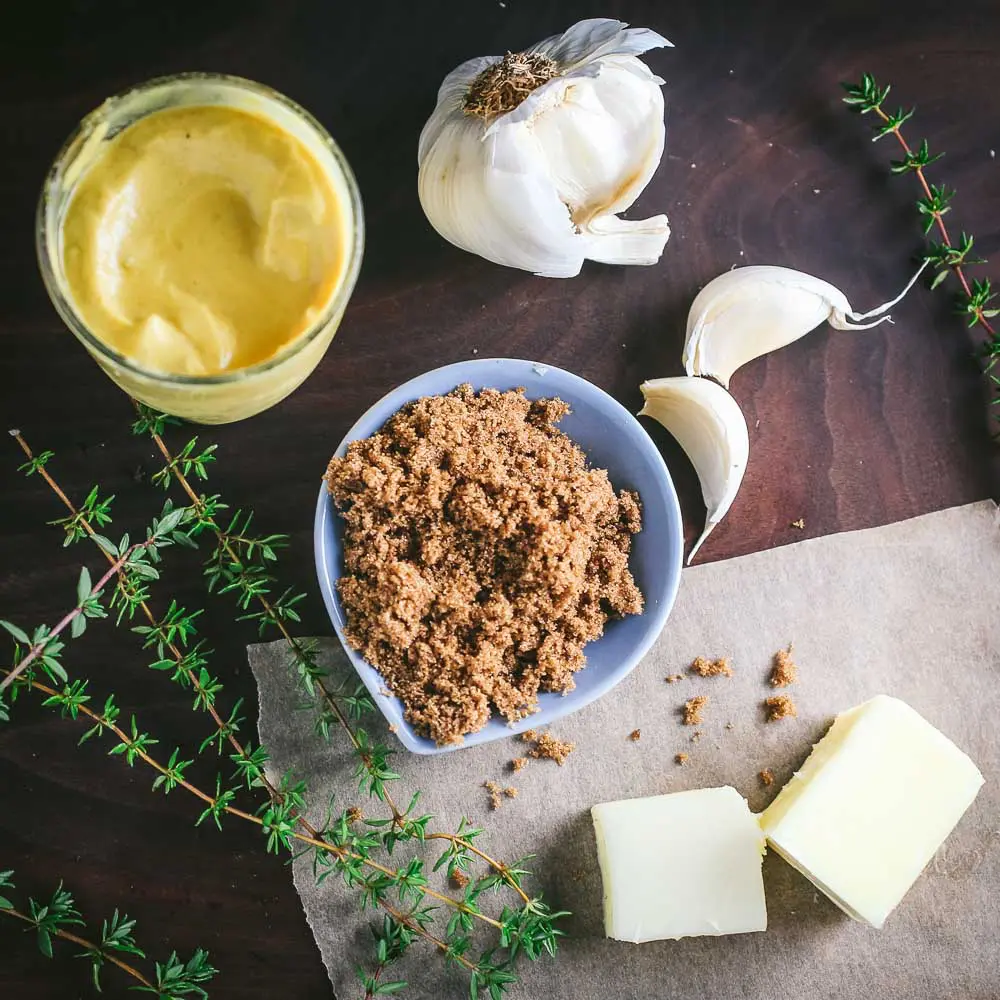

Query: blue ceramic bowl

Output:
[314, 359, 683, 754]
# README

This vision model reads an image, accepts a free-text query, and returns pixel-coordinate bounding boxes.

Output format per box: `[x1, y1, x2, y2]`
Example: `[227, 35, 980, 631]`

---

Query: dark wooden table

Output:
[1, 1, 997, 996]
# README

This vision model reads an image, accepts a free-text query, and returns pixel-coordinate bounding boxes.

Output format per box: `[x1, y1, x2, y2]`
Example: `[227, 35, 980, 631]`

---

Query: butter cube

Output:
[761, 695, 984, 929]
[592, 786, 767, 942]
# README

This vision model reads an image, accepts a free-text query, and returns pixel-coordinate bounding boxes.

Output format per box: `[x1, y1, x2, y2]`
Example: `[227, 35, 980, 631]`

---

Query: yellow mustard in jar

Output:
[61, 104, 346, 377]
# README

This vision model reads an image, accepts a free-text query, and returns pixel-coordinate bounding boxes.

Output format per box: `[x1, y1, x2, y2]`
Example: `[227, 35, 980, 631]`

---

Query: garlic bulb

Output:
[640, 377, 749, 564]
[683, 263, 928, 388]
[417, 18, 672, 278]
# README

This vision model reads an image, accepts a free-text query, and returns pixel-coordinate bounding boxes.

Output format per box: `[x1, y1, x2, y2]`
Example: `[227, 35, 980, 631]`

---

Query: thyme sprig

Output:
[0, 869, 217, 997]
[6, 422, 568, 997]
[10, 431, 268, 778]
[0, 445, 200, 695]
[842, 74, 1000, 413]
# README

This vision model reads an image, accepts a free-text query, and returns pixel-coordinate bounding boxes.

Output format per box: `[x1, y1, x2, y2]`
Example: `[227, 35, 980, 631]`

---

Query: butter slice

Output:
[761, 695, 984, 929]
[592, 786, 767, 942]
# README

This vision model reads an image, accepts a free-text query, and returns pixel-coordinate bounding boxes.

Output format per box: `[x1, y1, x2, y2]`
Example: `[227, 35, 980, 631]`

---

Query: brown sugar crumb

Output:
[665, 674, 684, 684]
[675, 752, 689, 765]
[346, 806, 364, 824]
[450, 869, 470, 889]
[725, 722, 734, 730]
[790, 518, 805, 530]
[484, 780, 504, 810]
[682, 695, 708, 726]
[765, 695, 797, 722]
[521, 730, 538, 743]
[510, 757, 528, 772]
[388, 724, 399, 734]
[503, 786, 518, 798]
[628, 729, 642, 741]
[759, 768, 775, 787]
[690, 656, 733, 678]
[690, 730, 702, 743]
[770, 646, 798, 687]
[528, 732, 575, 765]
[325, 385, 644, 746]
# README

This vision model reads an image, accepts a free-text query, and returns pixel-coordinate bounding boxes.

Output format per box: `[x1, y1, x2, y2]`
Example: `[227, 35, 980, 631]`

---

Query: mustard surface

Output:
[61, 105, 344, 375]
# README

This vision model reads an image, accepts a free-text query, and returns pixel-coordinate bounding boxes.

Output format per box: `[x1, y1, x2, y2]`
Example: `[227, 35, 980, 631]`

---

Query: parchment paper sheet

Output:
[250, 501, 1000, 1000]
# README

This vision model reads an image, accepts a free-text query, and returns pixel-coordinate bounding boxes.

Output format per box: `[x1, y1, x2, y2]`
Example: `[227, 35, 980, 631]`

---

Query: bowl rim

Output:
[314, 358, 683, 754]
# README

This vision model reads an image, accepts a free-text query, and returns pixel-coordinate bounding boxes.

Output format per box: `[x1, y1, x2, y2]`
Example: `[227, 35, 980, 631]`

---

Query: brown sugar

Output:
[765, 695, 797, 722]
[690, 656, 733, 678]
[325, 384, 644, 746]
[484, 780, 504, 810]
[346, 806, 364, 824]
[450, 869, 470, 889]
[690, 730, 702, 743]
[790, 518, 805, 530]
[528, 732, 575, 765]
[510, 757, 528, 772]
[675, 752, 689, 765]
[503, 786, 518, 799]
[521, 730, 538, 743]
[665, 674, 684, 684]
[682, 695, 708, 726]
[770, 646, 798, 687]
[629, 729, 642, 741]
[759, 768, 775, 786]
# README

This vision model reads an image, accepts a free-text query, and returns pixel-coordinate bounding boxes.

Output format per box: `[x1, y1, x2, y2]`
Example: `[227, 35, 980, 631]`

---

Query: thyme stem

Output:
[0, 540, 149, 694]
[869, 106, 994, 334]
[1, 906, 155, 989]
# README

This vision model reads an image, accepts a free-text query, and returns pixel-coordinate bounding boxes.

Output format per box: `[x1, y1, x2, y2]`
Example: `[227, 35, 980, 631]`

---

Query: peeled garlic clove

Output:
[417, 18, 672, 278]
[683, 264, 928, 388]
[640, 377, 749, 564]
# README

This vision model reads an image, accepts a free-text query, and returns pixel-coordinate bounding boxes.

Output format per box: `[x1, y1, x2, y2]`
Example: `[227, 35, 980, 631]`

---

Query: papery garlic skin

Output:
[418, 18, 672, 278]
[683, 264, 927, 388]
[640, 377, 749, 564]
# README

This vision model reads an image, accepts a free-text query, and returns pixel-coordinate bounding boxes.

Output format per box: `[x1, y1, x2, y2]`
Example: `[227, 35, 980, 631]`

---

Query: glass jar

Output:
[36, 73, 364, 424]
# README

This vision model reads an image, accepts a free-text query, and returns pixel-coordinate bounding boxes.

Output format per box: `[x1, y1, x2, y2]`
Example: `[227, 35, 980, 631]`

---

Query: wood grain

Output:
[0, 1, 997, 996]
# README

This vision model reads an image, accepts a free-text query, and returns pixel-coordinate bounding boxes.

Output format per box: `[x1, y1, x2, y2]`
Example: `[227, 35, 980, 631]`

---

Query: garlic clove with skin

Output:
[639, 377, 749, 565]
[682, 263, 928, 388]
[418, 19, 672, 278]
